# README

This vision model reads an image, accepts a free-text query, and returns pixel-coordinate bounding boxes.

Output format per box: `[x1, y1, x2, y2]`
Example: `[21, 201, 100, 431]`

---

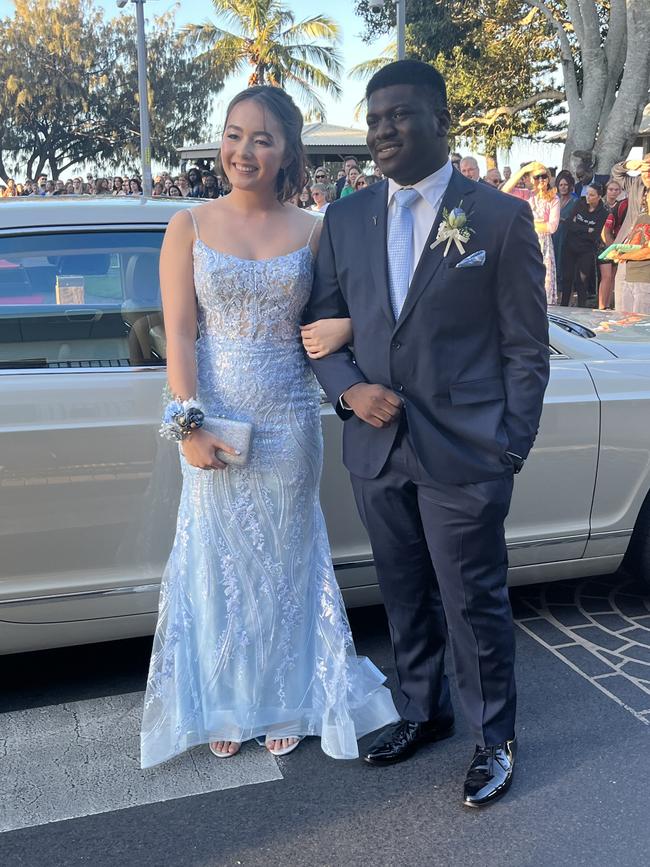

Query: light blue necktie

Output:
[388, 187, 420, 319]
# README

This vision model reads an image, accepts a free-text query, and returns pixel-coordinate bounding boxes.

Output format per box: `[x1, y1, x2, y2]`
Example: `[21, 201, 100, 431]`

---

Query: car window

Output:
[0, 231, 166, 369]
[548, 314, 593, 339]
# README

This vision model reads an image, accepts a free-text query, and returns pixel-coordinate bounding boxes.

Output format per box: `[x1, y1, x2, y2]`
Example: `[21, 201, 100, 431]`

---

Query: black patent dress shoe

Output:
[363, 717, 455, 766]
[463, 738, 517, 808]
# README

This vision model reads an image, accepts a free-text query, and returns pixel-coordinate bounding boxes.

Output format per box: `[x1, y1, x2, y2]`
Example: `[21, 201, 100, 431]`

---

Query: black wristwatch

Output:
[506, 451, 525, 474]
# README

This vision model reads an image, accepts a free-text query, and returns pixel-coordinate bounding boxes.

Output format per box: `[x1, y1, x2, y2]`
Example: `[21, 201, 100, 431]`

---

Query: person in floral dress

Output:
[503, 161, 560, 304]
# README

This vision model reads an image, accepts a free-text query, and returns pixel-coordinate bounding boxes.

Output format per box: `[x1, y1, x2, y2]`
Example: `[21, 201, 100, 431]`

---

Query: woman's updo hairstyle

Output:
[220, 86, 307, 203]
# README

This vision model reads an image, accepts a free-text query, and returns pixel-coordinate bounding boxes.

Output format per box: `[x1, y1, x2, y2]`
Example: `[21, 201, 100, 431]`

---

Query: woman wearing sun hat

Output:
[609, 155, 650, 311]
[502, 161, 561, 305]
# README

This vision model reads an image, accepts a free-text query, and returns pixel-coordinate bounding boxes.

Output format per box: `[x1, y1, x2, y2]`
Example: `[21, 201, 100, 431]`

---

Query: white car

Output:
[1, 197, 649, 654]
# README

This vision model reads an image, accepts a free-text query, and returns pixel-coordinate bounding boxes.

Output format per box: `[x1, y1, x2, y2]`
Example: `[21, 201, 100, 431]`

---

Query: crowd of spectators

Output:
[288, 156, 384, 213]
[0, 159, 378, 208]
[0, 168, 227, 199]
[2, 147, 649, 312]
[453, 148, 650, 314]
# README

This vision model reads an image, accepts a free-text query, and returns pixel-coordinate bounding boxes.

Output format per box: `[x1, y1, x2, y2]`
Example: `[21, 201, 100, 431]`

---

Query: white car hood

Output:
[548, 307, 650, 359]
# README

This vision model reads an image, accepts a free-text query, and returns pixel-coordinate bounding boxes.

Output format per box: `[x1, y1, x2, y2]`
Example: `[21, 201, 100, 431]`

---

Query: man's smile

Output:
[376, 143, 402, 158]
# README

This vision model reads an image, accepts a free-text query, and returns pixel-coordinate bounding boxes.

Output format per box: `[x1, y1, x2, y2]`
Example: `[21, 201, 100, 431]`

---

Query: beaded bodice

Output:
[192, 239, 314, 344]
[189, 228, 320, 430]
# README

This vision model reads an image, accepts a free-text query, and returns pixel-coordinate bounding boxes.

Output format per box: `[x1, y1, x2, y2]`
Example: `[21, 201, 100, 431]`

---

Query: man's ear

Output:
[436, 108, 452, 137]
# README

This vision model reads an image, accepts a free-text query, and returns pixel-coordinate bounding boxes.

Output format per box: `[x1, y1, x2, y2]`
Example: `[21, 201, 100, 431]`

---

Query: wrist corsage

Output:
[160, 397, 205, 441]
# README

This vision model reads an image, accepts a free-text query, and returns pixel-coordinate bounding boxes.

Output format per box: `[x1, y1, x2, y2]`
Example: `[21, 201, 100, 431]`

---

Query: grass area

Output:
[83, 274, 123, 300]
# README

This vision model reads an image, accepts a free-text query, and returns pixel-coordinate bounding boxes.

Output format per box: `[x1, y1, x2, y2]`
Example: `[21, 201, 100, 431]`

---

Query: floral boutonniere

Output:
[430, 202, 473, 256]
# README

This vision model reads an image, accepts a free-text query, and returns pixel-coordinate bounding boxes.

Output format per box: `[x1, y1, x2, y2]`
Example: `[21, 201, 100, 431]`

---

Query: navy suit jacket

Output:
[574, 174, 609, 197]
[305, 170, 550, 485]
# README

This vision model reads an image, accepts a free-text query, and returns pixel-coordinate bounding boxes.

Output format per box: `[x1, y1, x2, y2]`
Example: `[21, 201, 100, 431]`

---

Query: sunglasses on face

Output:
[533, 173, 548, 180]
[355, 181, 367, 188]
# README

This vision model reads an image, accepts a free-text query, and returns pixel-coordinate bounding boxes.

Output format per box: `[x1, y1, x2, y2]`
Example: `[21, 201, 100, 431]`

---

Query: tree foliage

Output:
[0, 0, 219, 180]
[0, 0, 118, 180]
[111, 9, 221, 168]
[355, 0, 650, 169]
[183, 0, 343, 117]
[523, 0, 650, 170]
[354, 0, 562, 161]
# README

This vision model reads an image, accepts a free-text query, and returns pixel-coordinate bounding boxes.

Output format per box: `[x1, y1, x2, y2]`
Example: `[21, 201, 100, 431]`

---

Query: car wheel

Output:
[622, 496, 650, 584]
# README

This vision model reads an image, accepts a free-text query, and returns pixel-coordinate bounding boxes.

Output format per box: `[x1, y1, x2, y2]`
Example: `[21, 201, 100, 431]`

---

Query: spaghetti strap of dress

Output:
[187, 208, 200, 241]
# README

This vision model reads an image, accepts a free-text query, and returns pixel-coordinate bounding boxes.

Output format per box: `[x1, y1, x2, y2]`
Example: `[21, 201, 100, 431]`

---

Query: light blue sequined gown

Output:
[140, 214, 398, 768]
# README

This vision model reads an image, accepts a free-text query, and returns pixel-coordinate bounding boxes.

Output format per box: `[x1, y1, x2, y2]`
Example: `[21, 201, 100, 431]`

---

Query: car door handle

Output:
[63, 309, 103, 322]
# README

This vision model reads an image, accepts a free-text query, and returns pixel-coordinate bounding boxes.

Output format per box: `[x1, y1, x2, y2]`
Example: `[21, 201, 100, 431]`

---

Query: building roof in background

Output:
[301, 122, 368, 151]
[177, 142, 221, 160]
[177, 123, 370, 162]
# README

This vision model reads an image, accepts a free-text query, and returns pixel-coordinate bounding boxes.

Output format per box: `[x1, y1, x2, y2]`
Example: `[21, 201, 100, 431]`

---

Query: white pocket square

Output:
[455, 250, 486, 268]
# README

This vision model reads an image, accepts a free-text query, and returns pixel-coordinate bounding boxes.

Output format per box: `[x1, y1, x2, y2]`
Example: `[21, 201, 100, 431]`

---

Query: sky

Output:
[0, 0, 567, 172]
[0, 0, 389, 128]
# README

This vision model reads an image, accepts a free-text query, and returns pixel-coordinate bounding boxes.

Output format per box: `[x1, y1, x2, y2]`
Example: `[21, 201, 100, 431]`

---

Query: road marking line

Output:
[517, 618, 650, 726]
[0, 691, 282, 834]
[514, 576, 650, 727]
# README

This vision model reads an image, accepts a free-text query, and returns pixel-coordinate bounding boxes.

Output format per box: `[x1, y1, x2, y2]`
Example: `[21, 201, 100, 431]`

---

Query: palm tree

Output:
[348, 42, 395, 121]
[183, 0, 343, 117]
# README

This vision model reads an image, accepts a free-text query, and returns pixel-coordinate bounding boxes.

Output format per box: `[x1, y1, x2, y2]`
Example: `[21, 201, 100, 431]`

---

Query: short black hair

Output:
[366, 60, 447, 109]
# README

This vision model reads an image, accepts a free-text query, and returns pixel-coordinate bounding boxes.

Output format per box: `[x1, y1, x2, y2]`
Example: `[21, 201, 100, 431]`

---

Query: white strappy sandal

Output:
[209, 741, 241, 758]
[261, 735, 304, 757]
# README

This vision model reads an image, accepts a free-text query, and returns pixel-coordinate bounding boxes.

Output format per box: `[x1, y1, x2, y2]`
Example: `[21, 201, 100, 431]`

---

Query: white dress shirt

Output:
[387, 159, 453, 284]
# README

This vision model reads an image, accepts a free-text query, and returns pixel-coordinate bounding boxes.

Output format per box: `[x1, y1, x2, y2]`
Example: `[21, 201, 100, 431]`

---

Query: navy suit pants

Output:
[350, 424, 516, 747]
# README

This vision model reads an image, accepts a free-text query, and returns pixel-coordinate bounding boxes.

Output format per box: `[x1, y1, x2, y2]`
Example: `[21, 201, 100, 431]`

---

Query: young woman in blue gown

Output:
[140, 87, 397, 768]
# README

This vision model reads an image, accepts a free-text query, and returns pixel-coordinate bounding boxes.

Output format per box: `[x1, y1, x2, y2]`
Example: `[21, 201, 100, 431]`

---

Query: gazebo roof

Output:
[177, 122, 370, 163]
[177, 141, 221, 160]
[301, 122, 368, 154]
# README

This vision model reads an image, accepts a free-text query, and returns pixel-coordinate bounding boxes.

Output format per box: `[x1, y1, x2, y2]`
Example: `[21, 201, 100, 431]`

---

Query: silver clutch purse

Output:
[203, 416, 253, 467]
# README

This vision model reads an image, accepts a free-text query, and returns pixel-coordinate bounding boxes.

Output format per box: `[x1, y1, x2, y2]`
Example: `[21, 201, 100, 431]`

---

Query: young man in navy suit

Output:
[306, 60, 549, 807]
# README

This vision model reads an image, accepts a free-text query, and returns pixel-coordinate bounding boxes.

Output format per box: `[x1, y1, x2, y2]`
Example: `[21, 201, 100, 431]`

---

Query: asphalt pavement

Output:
[2, 571, 650, 867]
